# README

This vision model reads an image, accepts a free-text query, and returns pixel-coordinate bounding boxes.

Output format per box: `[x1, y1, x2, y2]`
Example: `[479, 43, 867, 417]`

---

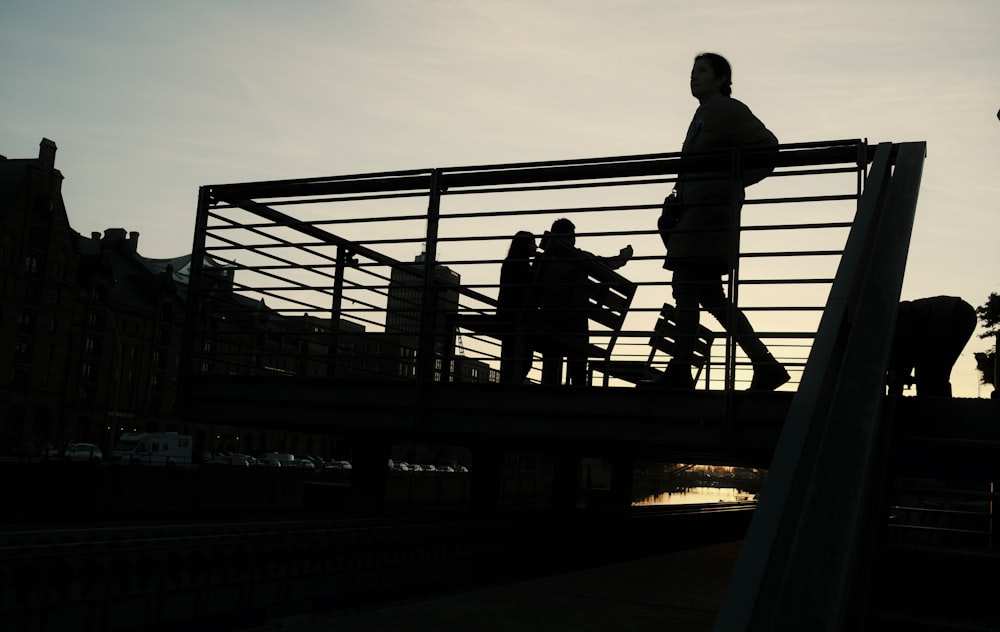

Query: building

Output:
[386, 254, 495, 383]
[1, 139, 190, 453]
[1, 139, 82, 451]
[0, 138, 493, 456]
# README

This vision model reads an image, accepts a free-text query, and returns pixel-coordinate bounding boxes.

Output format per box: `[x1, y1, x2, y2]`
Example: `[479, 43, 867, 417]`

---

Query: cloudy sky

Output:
[2, 0, 998, 396]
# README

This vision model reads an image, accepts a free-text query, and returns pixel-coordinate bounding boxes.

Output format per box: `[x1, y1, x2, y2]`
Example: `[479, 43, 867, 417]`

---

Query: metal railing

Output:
[715, 141, 927, 630]
[180, 139, 870, 394]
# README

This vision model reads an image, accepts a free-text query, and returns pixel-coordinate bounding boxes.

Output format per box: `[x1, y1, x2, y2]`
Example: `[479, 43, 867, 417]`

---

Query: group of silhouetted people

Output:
[497, 219, 632, 386]
[491, 52, 978, 397]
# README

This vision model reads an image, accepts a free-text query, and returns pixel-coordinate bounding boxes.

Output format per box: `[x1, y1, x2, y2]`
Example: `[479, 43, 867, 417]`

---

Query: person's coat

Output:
[666, 95, 777, 273]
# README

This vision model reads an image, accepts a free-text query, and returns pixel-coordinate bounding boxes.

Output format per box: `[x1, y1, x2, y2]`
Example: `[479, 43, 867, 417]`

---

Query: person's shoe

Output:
[749, 356, 790, 391]
[638, 364, 695, 390]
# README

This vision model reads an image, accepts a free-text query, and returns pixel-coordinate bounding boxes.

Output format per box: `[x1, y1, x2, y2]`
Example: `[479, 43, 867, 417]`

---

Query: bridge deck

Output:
[185, 376, 793, 468]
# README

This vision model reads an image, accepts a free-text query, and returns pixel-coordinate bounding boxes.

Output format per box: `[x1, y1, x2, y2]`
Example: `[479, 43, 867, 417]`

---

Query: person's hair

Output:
[695, 52, 732, 97]
[507, 230, 536, 259]
[551, 218, 575, 236]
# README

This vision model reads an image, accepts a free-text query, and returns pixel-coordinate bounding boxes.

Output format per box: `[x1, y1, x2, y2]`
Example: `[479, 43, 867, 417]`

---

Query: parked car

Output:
[293, 455, 316, 469]
[203, 453, 250, 468]
[257, 453, 282, 468]
[236, 453, 257, 467]
[64, 443, 102, 463]
[260, 452, 299, 469]
[325, 460, 353, 471]
[301, 455, 326, 469]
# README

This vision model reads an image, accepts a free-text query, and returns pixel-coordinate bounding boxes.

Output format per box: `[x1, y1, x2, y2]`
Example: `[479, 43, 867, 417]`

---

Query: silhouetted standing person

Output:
[536, 218, 632, 386]
[644, 52, 788, 391]
[497, 231, 537, 384]
[887, 296, 977, 397]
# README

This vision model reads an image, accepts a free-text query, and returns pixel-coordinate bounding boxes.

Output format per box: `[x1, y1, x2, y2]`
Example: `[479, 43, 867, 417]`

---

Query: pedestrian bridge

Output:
[178, 139, 1000, 629]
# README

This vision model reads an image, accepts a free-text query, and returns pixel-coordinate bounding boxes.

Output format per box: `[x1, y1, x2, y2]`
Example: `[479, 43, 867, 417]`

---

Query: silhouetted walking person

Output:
[497, 230, 537, 383]
[887, 296, 977, 397]
[644, 52, 788, 391]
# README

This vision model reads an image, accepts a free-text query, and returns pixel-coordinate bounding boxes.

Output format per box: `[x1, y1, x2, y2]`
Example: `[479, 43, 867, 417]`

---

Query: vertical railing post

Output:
[178, 185, 213, 415]
[415, 168, 444, 392]
[327, 244, 351, 377]
[727, 149, 743, 390]
[722, 148, 744, 434]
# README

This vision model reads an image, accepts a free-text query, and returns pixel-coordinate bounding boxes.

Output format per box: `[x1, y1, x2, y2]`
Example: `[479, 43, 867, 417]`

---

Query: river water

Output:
[634, 485, 757, 506]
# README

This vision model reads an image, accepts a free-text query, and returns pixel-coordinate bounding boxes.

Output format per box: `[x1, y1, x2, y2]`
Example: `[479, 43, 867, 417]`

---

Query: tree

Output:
[973, 292, 999, 392]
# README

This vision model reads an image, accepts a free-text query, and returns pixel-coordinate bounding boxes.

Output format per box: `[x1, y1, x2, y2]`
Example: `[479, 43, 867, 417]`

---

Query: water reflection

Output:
[634, 485, 757, 506]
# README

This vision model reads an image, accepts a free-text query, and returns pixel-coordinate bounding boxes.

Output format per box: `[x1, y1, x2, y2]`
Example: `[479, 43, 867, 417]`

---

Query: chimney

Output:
[104, 228, 127, 241]
[103, 228, 127, 252]
[39, 138, 57, 169]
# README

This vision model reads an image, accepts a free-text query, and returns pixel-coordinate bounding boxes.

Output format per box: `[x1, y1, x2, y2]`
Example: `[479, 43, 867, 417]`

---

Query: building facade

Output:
[1, 138, 494, 457]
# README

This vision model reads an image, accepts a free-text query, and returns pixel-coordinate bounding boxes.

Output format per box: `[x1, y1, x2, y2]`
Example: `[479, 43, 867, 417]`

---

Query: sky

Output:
[2, 0, 998, 397]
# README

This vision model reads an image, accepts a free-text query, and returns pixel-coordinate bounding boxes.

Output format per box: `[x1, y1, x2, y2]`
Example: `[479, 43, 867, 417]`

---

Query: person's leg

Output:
[566, 355, 587, 386]
[702, 294, 769, 360]
[565, 319, 589, 386]
[541, 353, 562, 385]
[701, 277, 789, 391]
[499, 334, 517, 383]
[915, 301, 977, 397]
[516, 336, 534, 384]
[913, 360, 952, 397]
[501, 334, 533, 384]
[886, 365, 913, 396]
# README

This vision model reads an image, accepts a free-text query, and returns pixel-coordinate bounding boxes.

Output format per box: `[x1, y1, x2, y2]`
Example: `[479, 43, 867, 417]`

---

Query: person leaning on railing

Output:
[887, 295, 977, 397]
[642, 52, 789, 391]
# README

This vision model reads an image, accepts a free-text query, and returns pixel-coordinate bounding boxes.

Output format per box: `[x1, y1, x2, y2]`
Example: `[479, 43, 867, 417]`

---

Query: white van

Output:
[113, 432, 194, 467]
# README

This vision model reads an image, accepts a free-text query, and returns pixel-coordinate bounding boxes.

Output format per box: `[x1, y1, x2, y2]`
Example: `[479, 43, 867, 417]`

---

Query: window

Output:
[14, 339, 31, 354]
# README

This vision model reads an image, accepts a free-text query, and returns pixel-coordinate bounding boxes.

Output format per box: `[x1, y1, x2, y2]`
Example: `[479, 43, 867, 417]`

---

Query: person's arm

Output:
[709, 98, 777, 148]
[586, 245, 633, 270]
[605, 245, 633, 270]
[712, 99, 778, 186]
